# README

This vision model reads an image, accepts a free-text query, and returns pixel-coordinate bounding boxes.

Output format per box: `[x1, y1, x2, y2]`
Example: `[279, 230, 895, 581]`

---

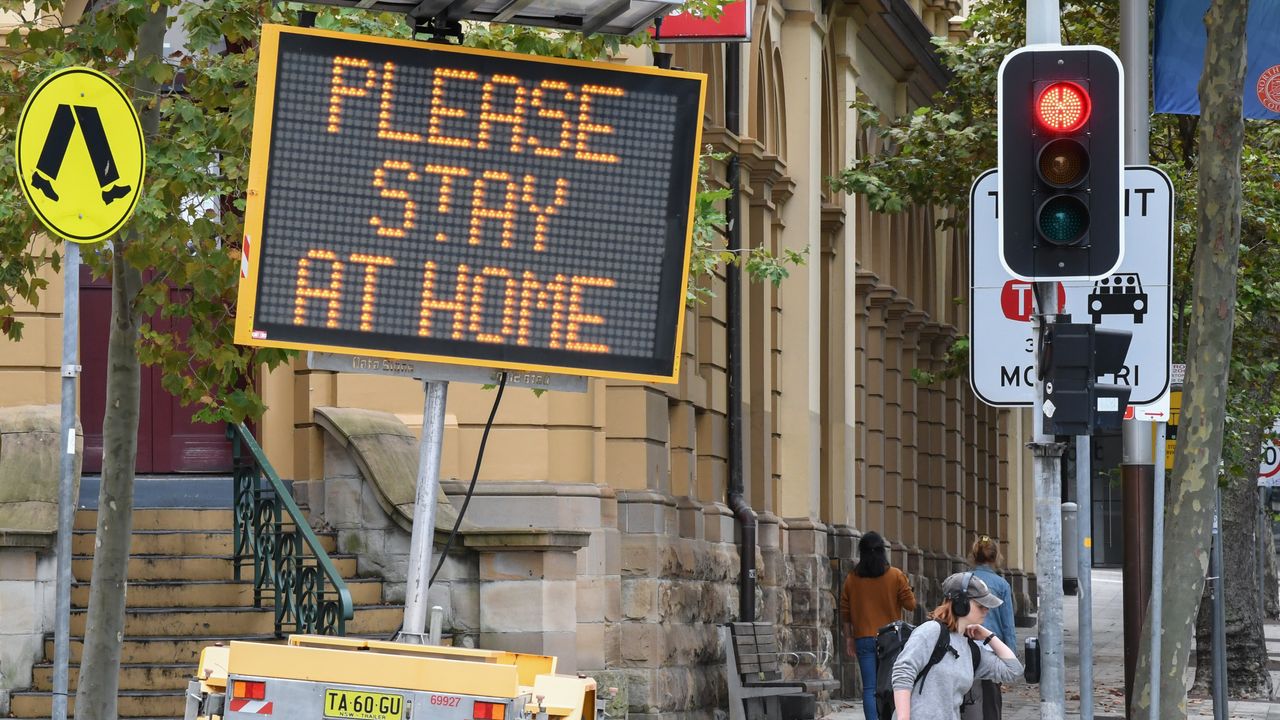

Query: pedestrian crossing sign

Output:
[15, 66, 144, 243]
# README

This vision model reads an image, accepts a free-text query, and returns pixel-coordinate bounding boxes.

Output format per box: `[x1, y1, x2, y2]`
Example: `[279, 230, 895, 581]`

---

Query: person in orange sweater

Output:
[840, 531, 917, 720]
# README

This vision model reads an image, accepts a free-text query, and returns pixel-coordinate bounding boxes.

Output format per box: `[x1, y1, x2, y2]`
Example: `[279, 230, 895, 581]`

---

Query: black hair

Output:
[854, 531, 890, 578]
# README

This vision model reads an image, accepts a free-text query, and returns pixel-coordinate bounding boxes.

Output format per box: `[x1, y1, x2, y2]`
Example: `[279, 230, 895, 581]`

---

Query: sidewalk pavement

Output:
[826, 568, 1280, 719]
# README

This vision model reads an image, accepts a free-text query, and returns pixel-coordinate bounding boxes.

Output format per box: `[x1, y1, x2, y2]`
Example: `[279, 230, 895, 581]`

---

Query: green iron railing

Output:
[228, 423, 353, 636]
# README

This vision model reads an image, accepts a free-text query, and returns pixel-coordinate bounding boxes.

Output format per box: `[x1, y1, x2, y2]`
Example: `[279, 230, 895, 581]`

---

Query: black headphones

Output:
[948, 572, 975, 617]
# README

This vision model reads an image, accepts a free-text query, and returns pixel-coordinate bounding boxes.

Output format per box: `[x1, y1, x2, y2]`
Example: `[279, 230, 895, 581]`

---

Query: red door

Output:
[80, 267, 233, 474]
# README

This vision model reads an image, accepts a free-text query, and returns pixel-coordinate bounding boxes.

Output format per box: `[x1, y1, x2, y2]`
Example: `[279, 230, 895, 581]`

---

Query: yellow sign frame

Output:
[15, 66, 145, 243]
[234, 25, 706, 384]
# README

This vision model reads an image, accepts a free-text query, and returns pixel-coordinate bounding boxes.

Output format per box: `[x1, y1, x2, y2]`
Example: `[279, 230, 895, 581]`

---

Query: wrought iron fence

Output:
[229, 423, 353, 636]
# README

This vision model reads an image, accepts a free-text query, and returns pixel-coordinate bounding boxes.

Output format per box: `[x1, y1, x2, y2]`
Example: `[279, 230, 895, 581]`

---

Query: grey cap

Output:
[942, 572, 1003, 609]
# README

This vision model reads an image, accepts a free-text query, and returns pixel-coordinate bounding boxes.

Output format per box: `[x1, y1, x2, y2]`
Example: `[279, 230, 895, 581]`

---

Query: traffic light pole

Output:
[1024, 4, 1065, 719]
[1031, 283, 1067, 720]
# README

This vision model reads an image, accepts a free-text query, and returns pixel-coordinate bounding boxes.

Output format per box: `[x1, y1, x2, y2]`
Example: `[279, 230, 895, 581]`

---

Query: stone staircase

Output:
[9, 507, 402, 719]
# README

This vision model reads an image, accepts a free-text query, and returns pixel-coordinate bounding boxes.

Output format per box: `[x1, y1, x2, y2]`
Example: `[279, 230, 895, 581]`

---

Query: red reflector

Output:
[241, 681, 266, 700]
[475, 701, 496, 719]
[1036, 81, 1091, 132]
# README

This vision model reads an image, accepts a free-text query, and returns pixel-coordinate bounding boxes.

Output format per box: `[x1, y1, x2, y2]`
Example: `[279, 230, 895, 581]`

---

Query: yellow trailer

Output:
[185, 635, 600, 720]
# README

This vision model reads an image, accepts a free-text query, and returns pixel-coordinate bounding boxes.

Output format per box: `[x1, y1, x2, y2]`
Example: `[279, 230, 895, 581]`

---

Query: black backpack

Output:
[874, 619, 980, 719]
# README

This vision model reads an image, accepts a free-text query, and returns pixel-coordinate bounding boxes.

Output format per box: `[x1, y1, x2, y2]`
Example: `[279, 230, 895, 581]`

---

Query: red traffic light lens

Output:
[1036, 82, 1091, 132]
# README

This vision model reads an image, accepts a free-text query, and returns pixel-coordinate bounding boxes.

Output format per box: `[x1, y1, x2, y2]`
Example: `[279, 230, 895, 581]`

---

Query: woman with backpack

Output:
[889, 572, 1023, 720]
[840, 532, 917, 720]
[962, 536, 1017, 720]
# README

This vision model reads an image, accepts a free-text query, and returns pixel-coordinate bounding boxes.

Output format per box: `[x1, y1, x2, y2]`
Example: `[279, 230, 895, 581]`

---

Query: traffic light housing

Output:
[1091, 327, 1133, 433]
[998, 46, 1124, 281]
[1041, 322, 1133, 436]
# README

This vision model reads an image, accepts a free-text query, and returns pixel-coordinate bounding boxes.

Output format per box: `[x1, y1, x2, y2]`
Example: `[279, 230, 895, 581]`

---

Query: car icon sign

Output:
[1089, 273, 1147, 324]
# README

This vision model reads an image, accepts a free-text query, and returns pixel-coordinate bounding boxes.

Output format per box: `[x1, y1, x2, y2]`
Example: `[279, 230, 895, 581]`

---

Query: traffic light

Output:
[998, 46, 1124, 281]
[1041, 322, 1132, 436]
[1091, 327, 1133, 433]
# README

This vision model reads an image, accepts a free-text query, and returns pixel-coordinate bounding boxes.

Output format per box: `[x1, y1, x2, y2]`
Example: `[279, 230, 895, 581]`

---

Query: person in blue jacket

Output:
[962, 535, 1016, 720]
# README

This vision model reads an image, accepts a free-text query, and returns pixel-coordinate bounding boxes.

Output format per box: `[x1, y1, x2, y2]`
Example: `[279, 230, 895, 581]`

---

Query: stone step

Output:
[30, 663, 193, 692]
[46, 635, 276, 665]
[75, 508, 233, 532]
[71, 577, 384, 607]
[69, 605, 403, 637]
[70, 554, 358, 581]
[10, 690, 183, 718]
[71, 530, 338, 556]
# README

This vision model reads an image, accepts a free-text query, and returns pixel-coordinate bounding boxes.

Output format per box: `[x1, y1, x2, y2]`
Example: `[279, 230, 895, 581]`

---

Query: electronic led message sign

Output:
[235, 25, 706, 383]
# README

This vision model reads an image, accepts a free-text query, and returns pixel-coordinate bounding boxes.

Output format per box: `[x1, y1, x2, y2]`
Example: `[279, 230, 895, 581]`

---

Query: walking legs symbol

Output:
[30, 104, 132, 205]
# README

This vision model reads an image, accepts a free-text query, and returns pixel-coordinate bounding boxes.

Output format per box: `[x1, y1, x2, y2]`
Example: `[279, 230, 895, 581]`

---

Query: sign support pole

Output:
[52, 244, 80, 720]
[1119, 3, 1157, 714]
[400, 379, 449, 643]
[1076, 436, 1094, 720]
[1211, 488, 1228, 720]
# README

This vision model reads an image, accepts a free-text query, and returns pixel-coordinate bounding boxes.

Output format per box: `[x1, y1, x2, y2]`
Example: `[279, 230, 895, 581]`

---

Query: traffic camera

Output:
[1041, 322, 1133, 436]
[998, 46, 1124, 281]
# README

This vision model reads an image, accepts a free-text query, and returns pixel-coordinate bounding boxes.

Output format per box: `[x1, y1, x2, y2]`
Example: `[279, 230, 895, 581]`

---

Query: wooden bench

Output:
[722, 622, 839, 720]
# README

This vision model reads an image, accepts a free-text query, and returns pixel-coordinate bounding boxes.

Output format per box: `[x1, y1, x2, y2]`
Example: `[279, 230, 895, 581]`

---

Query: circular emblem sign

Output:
[15, 67, 145, 243]
[1258, 65, 1280, 114]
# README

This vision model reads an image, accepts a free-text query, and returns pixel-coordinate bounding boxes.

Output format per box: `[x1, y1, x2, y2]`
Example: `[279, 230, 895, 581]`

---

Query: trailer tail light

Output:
[474, 701, 505, 720]
[233, 680, 267, 700]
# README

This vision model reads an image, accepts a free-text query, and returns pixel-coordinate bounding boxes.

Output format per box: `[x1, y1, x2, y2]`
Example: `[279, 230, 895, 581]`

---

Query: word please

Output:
[293, 249, 616, 353]
[327, 56, 625, 164]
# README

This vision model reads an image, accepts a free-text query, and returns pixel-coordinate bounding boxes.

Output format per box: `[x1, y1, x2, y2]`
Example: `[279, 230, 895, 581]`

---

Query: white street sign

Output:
[1259, 423, 1280, 487]
[969, 166, 1174, 419]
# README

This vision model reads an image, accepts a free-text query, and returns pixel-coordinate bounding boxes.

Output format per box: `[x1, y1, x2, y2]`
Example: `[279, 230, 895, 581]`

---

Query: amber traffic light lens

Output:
[1036, 81, 1091, 132]
[1038, 139, 1089, 187]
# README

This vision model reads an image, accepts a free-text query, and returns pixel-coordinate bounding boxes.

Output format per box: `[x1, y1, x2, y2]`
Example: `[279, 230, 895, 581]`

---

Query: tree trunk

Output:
[1219, 424, 1270, 698]
[73, 6, 167, 719]
[1132, 1, 1249, 718]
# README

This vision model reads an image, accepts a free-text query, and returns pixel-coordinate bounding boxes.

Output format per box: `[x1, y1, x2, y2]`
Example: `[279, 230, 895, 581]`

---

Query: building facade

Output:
[0, 1, 1038, 716]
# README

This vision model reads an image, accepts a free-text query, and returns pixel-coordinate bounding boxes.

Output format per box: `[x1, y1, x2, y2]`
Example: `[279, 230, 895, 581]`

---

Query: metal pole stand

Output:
[52, 243, 81, 720]
[400, 379, 449, 642]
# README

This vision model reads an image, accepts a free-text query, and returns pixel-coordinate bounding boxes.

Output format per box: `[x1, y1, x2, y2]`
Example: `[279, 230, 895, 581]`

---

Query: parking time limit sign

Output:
[969, 166, 1174, 418]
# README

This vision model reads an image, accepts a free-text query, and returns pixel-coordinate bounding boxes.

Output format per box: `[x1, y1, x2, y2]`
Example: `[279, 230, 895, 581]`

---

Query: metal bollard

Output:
[428, 605, 444, 645]
[1062, 502, 1079, 595]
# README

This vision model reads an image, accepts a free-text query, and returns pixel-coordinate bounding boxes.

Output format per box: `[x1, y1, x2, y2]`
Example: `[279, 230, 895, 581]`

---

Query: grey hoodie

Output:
[890, 620, 1023, 719]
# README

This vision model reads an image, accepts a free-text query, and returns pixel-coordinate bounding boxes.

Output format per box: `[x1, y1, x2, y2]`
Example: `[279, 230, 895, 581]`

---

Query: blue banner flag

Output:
[1154, 0, 1280, 119]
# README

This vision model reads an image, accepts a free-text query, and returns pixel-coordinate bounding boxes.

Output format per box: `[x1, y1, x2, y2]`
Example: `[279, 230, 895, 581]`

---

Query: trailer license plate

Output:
[323, 689, 404, 720]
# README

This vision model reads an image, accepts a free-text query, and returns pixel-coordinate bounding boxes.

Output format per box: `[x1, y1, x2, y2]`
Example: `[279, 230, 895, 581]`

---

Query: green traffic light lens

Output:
[1038, 196, 1089, 245]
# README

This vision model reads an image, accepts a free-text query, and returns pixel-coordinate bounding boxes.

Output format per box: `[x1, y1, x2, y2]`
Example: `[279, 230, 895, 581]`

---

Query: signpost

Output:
[15, 66, 146, 720]
[235, 25, 706, 638]
[970, 166, 1174, 417]
[235, 25, 706, 384]
[1258, 424, 1280, 487]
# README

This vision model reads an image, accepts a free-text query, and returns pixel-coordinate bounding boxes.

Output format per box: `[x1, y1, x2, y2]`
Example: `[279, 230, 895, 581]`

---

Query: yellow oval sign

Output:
[15, 67, 145, 243]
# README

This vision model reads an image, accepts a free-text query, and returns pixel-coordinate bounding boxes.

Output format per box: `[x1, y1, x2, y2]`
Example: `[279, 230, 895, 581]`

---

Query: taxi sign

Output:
[15, 67, 145, 243]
